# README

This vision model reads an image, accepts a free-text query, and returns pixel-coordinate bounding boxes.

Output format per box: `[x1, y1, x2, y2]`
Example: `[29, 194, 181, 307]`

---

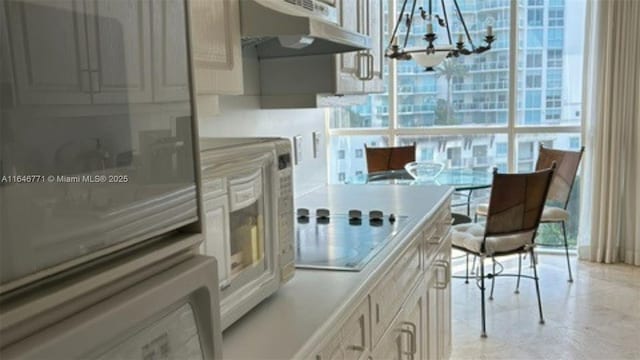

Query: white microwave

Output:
[199, 138, 295, 329]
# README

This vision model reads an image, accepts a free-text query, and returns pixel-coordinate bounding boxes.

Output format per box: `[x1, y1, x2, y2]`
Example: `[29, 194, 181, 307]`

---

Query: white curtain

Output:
[578, 0, 640, 265]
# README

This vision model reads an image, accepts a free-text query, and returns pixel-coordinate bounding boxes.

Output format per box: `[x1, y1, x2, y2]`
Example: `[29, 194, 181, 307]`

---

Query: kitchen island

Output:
[222, 185, 453, 360]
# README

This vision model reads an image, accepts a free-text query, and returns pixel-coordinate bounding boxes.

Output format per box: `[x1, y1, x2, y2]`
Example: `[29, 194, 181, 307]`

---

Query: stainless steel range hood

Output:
[240, 0, 371, 59]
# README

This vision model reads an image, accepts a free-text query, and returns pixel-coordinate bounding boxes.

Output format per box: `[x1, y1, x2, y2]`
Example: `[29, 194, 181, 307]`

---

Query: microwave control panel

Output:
[274, 140, 295, 283]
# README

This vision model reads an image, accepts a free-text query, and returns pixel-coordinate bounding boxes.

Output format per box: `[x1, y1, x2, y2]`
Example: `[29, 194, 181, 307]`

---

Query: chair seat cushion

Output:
[540, 206, 569, 222]
[451, 223, 534, 256]
[475, 204, 569, 222]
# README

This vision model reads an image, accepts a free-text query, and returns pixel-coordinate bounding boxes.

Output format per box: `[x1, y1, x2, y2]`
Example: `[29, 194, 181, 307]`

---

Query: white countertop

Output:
[222, 184, 453, 360]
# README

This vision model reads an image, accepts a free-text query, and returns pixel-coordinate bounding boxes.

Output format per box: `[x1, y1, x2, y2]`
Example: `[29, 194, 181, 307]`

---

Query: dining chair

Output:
[451, 164, 556, 337]
[364, 142, 416, 173]
[475, 144, 584, 282]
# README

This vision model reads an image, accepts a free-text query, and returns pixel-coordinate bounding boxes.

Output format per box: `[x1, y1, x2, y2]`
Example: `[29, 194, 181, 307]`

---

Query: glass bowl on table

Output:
[404, 161, 445, 182]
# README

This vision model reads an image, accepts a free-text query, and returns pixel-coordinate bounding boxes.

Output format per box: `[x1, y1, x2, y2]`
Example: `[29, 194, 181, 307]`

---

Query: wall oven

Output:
[0, 0, 221, 357]
[200, 138, 295, 329]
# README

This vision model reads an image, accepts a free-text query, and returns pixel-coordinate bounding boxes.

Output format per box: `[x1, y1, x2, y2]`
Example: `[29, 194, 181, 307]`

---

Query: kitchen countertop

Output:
[222, 184, 453, 359]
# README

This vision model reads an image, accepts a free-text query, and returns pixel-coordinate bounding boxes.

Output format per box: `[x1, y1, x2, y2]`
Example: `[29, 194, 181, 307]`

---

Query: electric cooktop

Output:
[295, 208, 409, 271]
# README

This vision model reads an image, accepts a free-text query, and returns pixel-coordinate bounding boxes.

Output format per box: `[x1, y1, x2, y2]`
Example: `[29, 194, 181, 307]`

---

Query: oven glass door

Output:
[0, 0, 197, 292]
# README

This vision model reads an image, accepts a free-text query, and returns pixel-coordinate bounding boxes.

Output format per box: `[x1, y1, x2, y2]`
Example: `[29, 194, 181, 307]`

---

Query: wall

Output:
[198, 47, 327, 197]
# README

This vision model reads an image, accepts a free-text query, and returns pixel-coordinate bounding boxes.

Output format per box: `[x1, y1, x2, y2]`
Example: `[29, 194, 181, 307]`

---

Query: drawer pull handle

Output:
[347, 345, 365, 352]
[433, 260, 450, 289]
[427, 235, 441, 245]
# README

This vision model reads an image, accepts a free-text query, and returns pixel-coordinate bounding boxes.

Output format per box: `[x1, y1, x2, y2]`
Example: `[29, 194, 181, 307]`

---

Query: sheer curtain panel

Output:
[579, 0, 640, 265]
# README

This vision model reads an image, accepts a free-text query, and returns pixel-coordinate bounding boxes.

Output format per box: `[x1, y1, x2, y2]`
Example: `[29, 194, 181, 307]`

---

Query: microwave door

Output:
[226, 168, 269, 289]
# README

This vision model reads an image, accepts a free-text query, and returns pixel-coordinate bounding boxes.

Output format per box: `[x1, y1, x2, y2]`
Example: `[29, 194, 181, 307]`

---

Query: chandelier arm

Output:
[452, 0, 476, 50]
[404, 48, 452, 54]
[388, 0, 409, 51]
[440, 0, 453, 45]
[403, 0, 419, 49]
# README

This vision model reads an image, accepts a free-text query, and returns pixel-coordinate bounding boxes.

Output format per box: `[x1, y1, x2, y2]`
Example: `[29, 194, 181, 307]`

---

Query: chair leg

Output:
[514, 253, 522, 294]
[489, 257, 496, 300]
[531, 248, 545, 325]
[471, 255, 477, 275]
[465, 253, 469, 284]
[480, 256, 487, 338]
[561, 221, 574, 283]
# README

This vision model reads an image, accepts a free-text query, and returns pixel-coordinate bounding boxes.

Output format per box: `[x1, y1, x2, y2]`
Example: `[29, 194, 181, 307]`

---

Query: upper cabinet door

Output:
[335, 0, 364, 94]
[6, 0, 92, 104]
[86, 0, 153, 104]
[189, 0, 243, 95]
[365, 0, 384, 93]
[151, 0, 190, 102]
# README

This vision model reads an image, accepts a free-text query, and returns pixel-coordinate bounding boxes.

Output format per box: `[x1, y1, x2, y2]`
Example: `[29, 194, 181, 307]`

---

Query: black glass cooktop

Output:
[295, 213, 409, 271]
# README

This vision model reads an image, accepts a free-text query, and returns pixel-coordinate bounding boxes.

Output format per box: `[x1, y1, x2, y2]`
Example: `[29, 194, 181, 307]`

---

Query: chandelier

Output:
[385, 0, 496, 71]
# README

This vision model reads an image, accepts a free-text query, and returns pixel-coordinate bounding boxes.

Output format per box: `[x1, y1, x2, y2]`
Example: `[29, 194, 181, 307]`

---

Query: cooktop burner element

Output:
[295, 210, 409, 271]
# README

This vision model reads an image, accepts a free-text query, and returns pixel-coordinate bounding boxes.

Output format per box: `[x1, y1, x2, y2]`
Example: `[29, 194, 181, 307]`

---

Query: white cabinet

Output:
[316, 298, 371, 360]
[312, 197, 452, 360]
[257, 0, 384, 108]
[152, 0, 190, 102]
[372, 279, 426, 360]
[6, 0, 92, 105]
[6, 0, 240, 106]
[363, 0, 384, 93]
[189, 0, 243, 95]
[335, 0, 384, 94]
[88, 0, 153, 104]
[334, 0, 362, 94]
[7, 0, 153, 105]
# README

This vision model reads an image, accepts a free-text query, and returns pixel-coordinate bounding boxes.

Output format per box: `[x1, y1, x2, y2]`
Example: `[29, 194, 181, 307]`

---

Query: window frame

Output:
[326, 0, 582, 173]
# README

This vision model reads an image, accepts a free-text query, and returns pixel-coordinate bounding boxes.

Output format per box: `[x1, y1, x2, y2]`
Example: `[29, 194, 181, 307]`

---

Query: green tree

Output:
[436, 58, 468, 125]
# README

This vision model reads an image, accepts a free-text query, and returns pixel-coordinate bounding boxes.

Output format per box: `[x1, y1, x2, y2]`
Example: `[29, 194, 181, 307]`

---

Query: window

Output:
[546, 89, 562, 108]
[570, 137, 580, 149]
[545, 108, 561, 121]
[328, 0, 585, 246]
[526, 71, 542, 88]
[547, 69, 562, 88]
[549, 8, 564, 26]
[447, 147, 462, 168]
[528, 9, 543, 26]
[526, 51, 543, 68]
[354, 149, 363, 158]
[526, 91, 542, 108]
[548, 49, 562, 67]
[420, 147, 434, 161]
[525, 110, 542, 125]
[496, 142, 508, 157]
[527, 29, 544, 47]
[548, 29, 564, 48]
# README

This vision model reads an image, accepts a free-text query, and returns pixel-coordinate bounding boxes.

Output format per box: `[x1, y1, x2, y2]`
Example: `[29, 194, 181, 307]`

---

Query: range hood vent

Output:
[240, 0, 371, 59]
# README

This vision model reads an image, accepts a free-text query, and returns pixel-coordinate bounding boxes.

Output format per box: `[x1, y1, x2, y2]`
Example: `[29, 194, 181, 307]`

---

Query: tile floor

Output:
[449, 252, 640, 360]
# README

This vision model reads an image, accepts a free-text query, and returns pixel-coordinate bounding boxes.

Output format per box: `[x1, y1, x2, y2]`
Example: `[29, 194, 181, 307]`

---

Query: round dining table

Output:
[357, 168, 494, 217]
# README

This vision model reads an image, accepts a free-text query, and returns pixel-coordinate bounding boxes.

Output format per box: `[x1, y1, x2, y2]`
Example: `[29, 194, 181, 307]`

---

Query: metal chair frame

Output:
[452, 165, 556, 337]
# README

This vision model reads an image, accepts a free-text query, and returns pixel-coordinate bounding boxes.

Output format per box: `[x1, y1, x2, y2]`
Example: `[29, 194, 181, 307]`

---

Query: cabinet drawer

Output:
[423, 205, 452, 269]
[342, 298, 370, 360]
[228, 169, 262, 211]
[201, 177, 225, 199]
[370, 234, 421, 345]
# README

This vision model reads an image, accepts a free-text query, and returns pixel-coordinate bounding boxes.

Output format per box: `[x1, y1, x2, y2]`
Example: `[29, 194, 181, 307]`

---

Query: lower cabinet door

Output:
[316, 333, 345, 360]
[342, 298, 371, 360]
[371, 280, 426, 360]
[401, 280, 426, 360]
